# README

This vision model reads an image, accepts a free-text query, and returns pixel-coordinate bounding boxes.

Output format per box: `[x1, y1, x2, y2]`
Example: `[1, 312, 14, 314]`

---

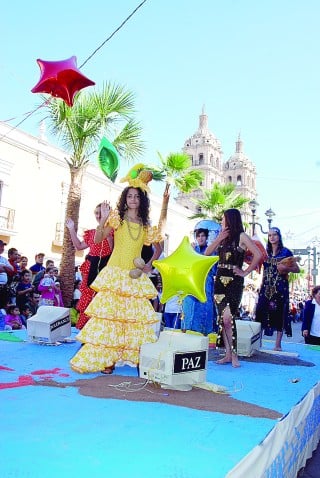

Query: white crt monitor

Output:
[139, 330, 209, 390]
[27, 306, 71, 343]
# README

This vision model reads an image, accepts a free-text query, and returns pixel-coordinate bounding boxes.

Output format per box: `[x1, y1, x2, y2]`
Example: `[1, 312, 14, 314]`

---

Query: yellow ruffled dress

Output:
[70, 210, 162, 373]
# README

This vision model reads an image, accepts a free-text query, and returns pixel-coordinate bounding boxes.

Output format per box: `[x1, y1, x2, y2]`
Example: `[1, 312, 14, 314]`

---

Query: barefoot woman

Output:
[205, 208, 262, 367]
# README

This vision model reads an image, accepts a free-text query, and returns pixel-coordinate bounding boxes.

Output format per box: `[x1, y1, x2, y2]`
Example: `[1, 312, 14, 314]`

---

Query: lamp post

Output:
[265, 208, 276, 229]
[249, 200, 275, 236]
[297, 247, 312, 293]
[294, 245, 320, 293]
[310, 246, 320, 287]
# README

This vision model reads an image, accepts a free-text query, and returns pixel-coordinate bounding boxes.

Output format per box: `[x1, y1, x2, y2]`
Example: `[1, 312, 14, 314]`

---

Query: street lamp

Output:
[294, 245, 320, 292]
[265, 208, 275, 229]
[249, 200, 276, 235]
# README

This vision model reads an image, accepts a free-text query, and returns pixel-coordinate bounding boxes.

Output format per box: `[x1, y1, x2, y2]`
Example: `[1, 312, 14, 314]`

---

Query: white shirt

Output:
[164, 295, 182, 313]
[73, 289, 81, 300]
[0, 256, 12, 285]
[310, 299, 320, 337]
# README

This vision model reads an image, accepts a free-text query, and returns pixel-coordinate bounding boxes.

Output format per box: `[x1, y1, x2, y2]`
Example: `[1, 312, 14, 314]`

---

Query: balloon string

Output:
[0, 0, 148, 138]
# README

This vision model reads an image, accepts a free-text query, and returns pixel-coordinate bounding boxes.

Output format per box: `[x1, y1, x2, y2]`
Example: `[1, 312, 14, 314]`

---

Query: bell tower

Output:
[176, 110, 257, 217]
[176, 107, 224, 210]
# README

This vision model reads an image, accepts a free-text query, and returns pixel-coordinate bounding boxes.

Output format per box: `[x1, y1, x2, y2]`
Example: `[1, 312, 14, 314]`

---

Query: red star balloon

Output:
[153, 236, 218, 304]
[31, 56, 95, 107]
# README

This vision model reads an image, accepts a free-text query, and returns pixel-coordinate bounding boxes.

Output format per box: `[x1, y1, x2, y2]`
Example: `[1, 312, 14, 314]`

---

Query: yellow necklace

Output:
[125, 216, 142, 241]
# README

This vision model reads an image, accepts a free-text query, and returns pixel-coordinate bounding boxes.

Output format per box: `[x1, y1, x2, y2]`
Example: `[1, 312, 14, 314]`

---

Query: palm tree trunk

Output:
[60, 167, 84, 307]
[158, 183, 170, 235]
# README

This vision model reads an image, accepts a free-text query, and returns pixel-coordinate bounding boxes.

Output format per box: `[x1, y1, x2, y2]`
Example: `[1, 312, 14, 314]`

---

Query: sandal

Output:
[101, 365, 115, 375]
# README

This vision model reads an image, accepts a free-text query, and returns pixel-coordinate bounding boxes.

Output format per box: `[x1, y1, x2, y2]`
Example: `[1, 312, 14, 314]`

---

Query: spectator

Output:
[75, 266, 82, 281]
[29, 253, 46, 278]
[16, 270, 34, 310]
[0, 240, 14, 308]
[7, 247, 21, 276]
[183, 228, 218, 335]
[26, 291, 41, 316]
[38, 267, 56, 306]
[70, 299, 80, 326]
[73, 279, 82, 301]
[18, 256, 29, 273]
[7, 247, 21, 304]
[20, 304, 32, 327]
[33, 259, 54, 291]
[5, 304, 25, 330]
[53, 282, 64, 307]
[302, 286, 320, 345]
[298, 301, 304, 322]
[163, 295, 182, 329]
[53, 266, 60, 283]
[0, 307, 12, 330]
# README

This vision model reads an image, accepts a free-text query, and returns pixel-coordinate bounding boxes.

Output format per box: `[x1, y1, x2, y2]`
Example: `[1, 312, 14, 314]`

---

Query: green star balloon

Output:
[98, 137, 119, 182]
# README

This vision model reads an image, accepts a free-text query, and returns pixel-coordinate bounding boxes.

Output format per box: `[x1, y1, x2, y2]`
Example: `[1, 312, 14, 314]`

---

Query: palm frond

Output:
[113, 120, 145, 161]
[191, 182, 249, 222]
[175, 170, 204, 192]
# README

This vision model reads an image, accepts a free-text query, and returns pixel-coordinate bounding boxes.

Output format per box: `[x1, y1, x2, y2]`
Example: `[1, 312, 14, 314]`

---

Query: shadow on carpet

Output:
[208, 349, 315, 367]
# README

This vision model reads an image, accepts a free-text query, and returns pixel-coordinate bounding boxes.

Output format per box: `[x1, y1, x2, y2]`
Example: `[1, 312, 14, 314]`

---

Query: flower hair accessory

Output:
[120, 163, 164, 193]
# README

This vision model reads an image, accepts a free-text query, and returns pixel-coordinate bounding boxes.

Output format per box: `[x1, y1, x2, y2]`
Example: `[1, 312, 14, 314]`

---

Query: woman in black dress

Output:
[205, 209, 262, 367]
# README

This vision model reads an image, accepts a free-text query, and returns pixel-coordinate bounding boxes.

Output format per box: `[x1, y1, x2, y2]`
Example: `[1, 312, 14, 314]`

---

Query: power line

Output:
[80, 0, 147, 69]
[0, 0, 148, 141]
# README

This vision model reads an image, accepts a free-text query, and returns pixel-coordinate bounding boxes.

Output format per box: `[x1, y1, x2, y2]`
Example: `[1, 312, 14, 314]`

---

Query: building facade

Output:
[0, 121, 197, 266]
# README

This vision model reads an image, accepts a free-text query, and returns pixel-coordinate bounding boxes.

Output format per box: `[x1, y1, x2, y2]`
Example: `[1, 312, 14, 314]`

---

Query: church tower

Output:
[224, 134, 256, 201]
[176, 107, 224, 210]
[176, 109, 257, 219]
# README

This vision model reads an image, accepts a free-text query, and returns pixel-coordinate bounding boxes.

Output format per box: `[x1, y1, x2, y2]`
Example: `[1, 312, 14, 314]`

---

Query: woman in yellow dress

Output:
[70, 170, 162, 374]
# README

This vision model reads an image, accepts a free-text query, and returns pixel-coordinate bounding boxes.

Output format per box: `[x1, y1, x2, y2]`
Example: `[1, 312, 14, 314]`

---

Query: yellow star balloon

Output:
[153, 236, 218, 304]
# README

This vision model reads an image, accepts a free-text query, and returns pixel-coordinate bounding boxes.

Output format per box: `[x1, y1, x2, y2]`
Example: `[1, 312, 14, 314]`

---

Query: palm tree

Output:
[43, 82, 145, 306]
[289, 267, 306, 294]
[190, 182, 249, 223]
[156, 152, 204, 232]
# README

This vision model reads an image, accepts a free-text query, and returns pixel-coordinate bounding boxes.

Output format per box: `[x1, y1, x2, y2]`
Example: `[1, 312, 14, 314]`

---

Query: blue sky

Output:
[2, 0, 320, 249]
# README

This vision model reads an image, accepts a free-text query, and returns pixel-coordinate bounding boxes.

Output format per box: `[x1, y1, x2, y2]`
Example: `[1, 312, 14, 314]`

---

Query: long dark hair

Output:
[266, 227, 284, 256]
[117, 187, 150, 227]
[222, 208, 244, 246]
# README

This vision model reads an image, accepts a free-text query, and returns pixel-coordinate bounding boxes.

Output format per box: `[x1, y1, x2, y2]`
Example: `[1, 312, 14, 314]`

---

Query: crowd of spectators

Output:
[0, 243, 81, 331]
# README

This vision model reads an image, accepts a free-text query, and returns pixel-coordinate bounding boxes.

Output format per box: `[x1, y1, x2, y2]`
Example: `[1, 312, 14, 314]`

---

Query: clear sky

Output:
[2, 0, 320, 250]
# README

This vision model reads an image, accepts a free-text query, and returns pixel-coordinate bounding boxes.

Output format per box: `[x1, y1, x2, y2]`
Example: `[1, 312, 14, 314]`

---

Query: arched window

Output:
[199, 153, 204, 165]
[237, 175, 242, 186]
[228, 176, 232, 183]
